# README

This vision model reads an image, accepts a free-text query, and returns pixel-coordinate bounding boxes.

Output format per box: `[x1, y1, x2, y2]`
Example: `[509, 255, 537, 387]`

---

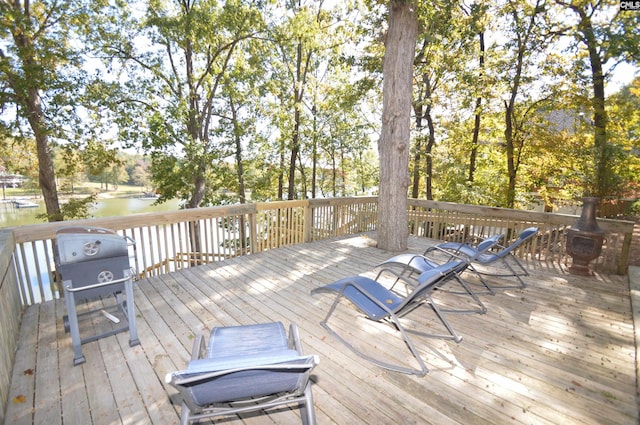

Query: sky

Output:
[607, 62, 638, 96]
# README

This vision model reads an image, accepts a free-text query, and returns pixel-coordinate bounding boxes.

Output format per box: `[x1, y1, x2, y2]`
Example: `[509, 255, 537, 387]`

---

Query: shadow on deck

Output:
[5, 234, 639, 424]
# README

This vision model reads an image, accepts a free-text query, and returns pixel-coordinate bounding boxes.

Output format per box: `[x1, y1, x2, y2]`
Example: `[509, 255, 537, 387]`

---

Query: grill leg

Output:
[124, 270, 140, 347]
[63, 283, 86, 366]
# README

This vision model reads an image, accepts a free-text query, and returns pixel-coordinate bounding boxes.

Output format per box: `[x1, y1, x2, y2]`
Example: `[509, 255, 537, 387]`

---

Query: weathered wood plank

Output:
[4, 305, 38, 425]
[55, 299, 91, 424]
[33, 300, 61, 425]
[206, 252, 520, 422]
[80, 307, 121, 425]
[5, 234, 638, 425]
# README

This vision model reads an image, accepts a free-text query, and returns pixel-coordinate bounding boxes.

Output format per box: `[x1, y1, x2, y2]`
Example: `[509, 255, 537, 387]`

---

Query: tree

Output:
[96, 0, 263, 209]
[377, 0, 417, 252]
[0, 135, 38, 182]
[131, 161, 152, 191]
[0, 0, 90, 221]
[606, 77, 640, 197]
[462, 1, 491, 184]
[410, 2, 477, 200]
[264, 0, 330, 200]
[84, 140, 121, 191]
[308, 63, 377, 198]
[554, 0, 640, 198]
[499, 0, 547, 208]
[57, 143, 85, 194]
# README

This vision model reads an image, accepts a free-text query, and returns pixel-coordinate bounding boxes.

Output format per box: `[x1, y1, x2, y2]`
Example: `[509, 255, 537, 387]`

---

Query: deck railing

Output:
[0, 231, 21, 424]
[0, 196, 635, 421]
[2, 197, 635, 308]
[407, 199, 633, 274]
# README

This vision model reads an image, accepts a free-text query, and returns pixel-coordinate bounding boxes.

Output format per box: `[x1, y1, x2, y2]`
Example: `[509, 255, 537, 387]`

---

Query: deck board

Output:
[5, 234, 639, 424]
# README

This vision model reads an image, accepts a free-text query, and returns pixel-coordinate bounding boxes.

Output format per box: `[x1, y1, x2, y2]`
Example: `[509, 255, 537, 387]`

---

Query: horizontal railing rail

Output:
[0, 196, 634, 421]
[407, 199, 634, 275]
[1, 197, 634, 308]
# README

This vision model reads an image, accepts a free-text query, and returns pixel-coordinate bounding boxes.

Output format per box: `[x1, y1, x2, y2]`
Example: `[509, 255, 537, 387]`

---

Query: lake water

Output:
[0, 197, 181, 228]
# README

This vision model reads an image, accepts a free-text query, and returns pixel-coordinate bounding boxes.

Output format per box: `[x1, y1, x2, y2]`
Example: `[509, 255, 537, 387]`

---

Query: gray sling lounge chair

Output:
[423, 227, 539, 291]
[376, 233, 504, 301]
[311, 259, 484, 376]
[166, 322, 319, 425]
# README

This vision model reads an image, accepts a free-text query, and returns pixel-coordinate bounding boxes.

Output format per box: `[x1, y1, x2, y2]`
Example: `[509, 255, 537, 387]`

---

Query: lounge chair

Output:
[376, 234, 504, 297]
[311, 260, 482, 376]
[423, 227, 538, 290]
[166, 322, 319, 425]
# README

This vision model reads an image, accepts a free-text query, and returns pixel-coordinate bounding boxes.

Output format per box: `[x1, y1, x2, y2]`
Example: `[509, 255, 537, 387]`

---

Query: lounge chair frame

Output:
[376, 234, 504, 304]
[424, 227, 538, 291]
[166, 322, 318, 425]
[312, 261, 482, 376]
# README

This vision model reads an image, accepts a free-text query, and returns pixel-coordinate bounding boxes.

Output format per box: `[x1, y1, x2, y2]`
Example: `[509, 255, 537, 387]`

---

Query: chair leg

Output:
[435, 274, 487, 315]
[300, 381, 316, 425]
[179, 401, 191, 425]
[320, 293, 429, 376]
[471, 265, 497, 295]
[439, 264, 495, 296]
[476, 256, 527, 290]
[402, 297, 463, 343]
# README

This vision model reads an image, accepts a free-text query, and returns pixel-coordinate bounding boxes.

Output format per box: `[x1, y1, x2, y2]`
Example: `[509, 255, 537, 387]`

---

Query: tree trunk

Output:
[503, 4, 536, 209]
[311, 105, 318, 198]
[410, 72, 425, 199]
[377, 0, 418, 252]
[231, 102, 247, 204]
[575, 8, 608, 198]
[231, 104, 248, 253]
[468, 32, 485, 183]
[29, 102, 62, 222]
[410, 127, 423, 199]
[278, 140, 285, 200]
[187, 168, 206, 208]
[287, 40, 308, 200]
[411, 44, 427, 200]
[16, 32, 61, 221]
[424, 102, 435, 201]
[504, 99, 517, 208]
[287, 104, 301, 200]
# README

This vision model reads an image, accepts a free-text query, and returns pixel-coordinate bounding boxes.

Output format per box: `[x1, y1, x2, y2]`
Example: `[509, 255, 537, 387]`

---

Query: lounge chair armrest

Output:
[166, 353, 318, 386]
[288, 323, 304, 353]
[191, 334, 206, 361]
[423, 242, 463, 255]
[431, 245, 468, 258]
[375, 267, 419, 288]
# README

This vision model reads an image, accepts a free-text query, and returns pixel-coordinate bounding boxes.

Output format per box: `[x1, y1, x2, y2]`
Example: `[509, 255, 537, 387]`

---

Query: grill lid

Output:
[56, 226, 128, 265]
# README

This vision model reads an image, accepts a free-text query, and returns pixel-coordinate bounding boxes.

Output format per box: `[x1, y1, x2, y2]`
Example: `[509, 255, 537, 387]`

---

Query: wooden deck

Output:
[5, 234, 639, 425]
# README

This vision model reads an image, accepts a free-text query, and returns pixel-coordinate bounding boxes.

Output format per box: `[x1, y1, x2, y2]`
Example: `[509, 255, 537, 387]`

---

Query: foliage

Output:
[35, 193, 97, 222]
[607, 77, 640, 197]
[550, 0, 640, 198]
[0, 0, 91, 220]
[1, 0, 639, 224]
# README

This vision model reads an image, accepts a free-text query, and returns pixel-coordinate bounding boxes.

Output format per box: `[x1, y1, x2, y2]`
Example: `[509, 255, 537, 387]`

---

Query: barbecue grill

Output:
[55, 226, 140, 365]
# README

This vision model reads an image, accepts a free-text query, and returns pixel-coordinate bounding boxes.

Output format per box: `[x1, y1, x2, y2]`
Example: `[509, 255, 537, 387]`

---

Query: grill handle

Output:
[63, 271, 134, 293]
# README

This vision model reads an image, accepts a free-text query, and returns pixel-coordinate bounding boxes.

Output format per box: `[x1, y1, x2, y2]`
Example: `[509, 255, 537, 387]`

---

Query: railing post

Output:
[304, 201, 313, 243]
[249, 210, 258, 253]
[619, 231, 633, 275]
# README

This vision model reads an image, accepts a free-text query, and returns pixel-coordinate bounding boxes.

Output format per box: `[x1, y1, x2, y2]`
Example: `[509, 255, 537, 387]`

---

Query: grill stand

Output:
[55, 227, 140, 366]
[63, 269, 139, 366]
